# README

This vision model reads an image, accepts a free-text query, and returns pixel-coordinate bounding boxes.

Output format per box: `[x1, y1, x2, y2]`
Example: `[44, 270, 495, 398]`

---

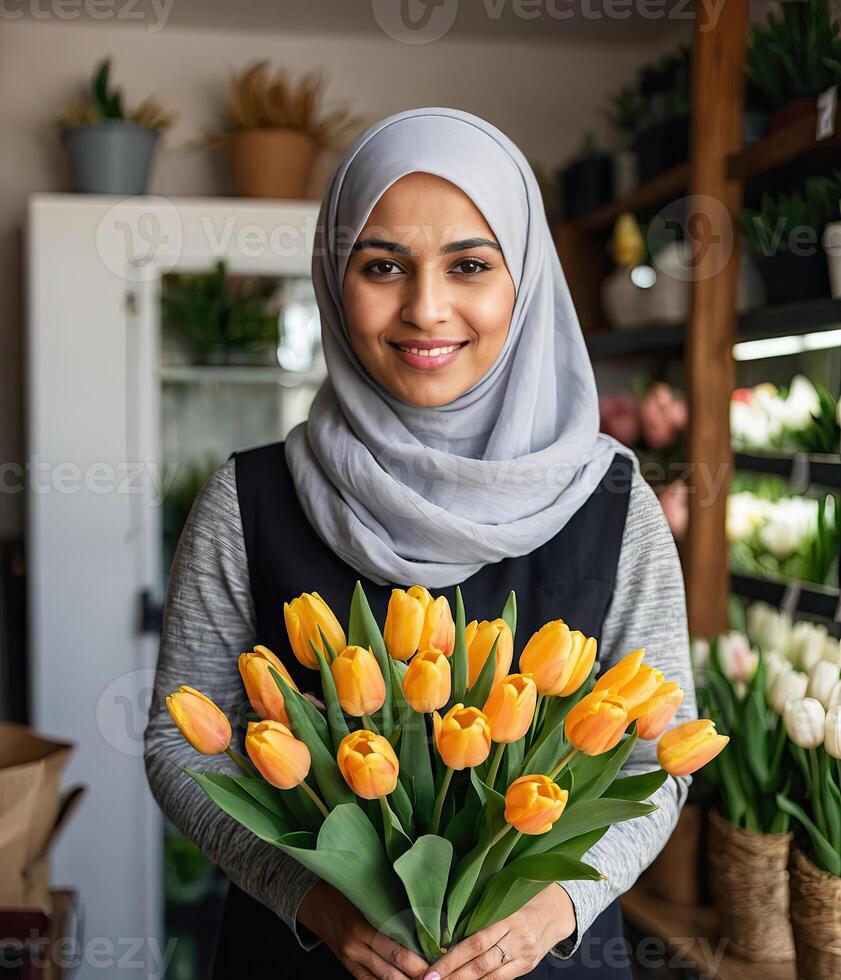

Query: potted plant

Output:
[632, 45, 692, 182]
[739, 173, 841, 305]
[160, 259, 281, 366]
[556, 131, 614, 219]
[746, 0, 841, 134]
[605, 82, 644, 196]
[205, 62, 365, 199]
[58, 58, 175, 195]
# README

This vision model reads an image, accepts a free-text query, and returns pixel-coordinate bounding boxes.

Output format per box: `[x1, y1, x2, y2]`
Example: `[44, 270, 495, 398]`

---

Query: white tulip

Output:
[822, 636, 841, 667]
[807, 660, 841, 709]
[789, 621, 829, 672]
[775, 375, 821, 430]
[828, 679, 841, 707]
[765, 651, 791, 693]
[747, 601, 791, 652]
[784, 697, 826, 749]
[718, 631, 759, 684]
[825, 705, 841, 760]
[726, 492, 769, 542]
[691, 637, 710, 670]
[769, 669, 808, 714]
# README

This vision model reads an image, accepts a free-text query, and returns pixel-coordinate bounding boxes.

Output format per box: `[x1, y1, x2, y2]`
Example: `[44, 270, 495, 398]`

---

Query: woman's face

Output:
[341, 171, 517, 408]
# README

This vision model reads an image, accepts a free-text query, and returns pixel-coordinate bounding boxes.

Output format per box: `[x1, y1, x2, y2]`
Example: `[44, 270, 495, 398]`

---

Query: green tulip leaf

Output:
[186, 770, 291, 843]
[311, 644, 351, 751]
[606, 768, 668, 802]
[500, 590, 517, 644]
[397, 707, 435, 831]
[464, 631, 501, 709]
[394, 835, 454, 951]
[450, 586, 469, 704]
[349, 581, 393, 736]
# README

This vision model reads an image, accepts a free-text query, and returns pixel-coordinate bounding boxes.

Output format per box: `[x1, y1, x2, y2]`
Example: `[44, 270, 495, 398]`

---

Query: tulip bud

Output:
[245, 719, 311, 789]
[656, 719, 729, 776]
[419, 592, 456, 658]
[829, 679, 841, 707]
[807, 660, 841, 709]
[783, 697, 826, 749]
[636, 682, 685, 740]
[504, 774, 569, 835]
[402, 649, 451, 713]
[384, 588, 426, 661]
[594, 648, 645, 695]
[620, 665, 666, 721]
[284, 592, 346, 669]
[769, 668, 808, 715]
[564, 690, 629, 756]
[483, 674, 538, 743]
[825, 704, 841, 760]
[166, 686, 232, 755]
[519, 621, 596, 697]
[433, 703, 492, 770]
[467, 619, 514, 689]
[331, 645, 386, 717]
[337, 729, 399, 799]
[239, 646, 299, 724]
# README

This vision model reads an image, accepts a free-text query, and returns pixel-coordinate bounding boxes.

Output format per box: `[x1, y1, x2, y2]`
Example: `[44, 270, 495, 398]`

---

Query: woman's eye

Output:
[366, 260, 404, 277]
[452, 258, 491, 275]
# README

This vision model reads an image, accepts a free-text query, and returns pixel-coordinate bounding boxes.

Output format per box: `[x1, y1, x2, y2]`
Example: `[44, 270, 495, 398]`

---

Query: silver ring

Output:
[493, 942, 508, 963]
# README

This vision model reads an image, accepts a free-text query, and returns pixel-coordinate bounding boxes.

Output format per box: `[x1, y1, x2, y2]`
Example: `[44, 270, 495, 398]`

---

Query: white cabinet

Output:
[26, 194, 323, 978]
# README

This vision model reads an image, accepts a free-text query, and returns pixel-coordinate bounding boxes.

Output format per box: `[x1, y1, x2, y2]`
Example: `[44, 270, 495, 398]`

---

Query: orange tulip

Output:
[283, 592, 346, 669]
[564, 689, 629, 755]
[433, 704, 492, 770]
[384, 588, 426, 661]
[483, 673, 538, 743]
[331, 645, 386, 717]
[657, 719, 729, 777]
[636, 683, 684, 740]
[467, 619, 514, 688]
[402, 649, 451, 713]
[238, 646, 299, 724]
[166, 686, 232, 755]
[504, 774, 569, 835]
[594, 648, 645, 695]
[519, 621, 596, 697]
[622, 666, 666, 720]
[337, 729, 399, 799]
[414, 588, 456, 657]
[245, 719, 311, 789]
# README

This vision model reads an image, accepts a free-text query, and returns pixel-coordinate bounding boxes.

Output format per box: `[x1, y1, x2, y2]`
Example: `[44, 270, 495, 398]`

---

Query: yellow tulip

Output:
[384, 589, 426, 661]
[331, 645, 386, 717]
[433, 703, 492, 770]
[283, 592, 346, 669]
[504, 774, 569, 835]
[412, 587, 456, 657]
[657, 719, 729, 777]
[564, 689, 628, 755]
[519, 621, 596, 697]
[245, 719, 311, 789]
[636, 683, 684, 740]
[238, 645, 299, 725]
[337, 729, 399, 799]
[483, 673, 538, 743]
[402, 649, 451, 713]
[622, 666, 666, 720]
[594, 648, 645, 695]
[467, 619, 514, 689]
[166, 685, 232, 755]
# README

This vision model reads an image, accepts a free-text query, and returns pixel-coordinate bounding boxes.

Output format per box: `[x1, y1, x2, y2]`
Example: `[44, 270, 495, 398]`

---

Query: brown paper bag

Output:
[0, 722, 83, 912]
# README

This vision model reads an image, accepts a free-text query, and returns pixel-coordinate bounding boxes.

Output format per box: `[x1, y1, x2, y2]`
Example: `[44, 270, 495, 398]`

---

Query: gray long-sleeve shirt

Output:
[143, 455, 698, 961]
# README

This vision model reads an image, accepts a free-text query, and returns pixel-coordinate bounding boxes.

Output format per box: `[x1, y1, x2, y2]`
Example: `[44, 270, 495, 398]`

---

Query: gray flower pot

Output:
[61, 121, 160, 195]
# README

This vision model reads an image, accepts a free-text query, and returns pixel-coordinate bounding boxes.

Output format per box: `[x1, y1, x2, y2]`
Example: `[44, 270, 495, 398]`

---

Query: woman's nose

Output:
[401, 267, 452, 329]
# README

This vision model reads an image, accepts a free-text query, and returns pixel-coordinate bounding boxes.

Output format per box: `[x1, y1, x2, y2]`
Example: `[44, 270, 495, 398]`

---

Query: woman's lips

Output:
[389, 340, 469, 370]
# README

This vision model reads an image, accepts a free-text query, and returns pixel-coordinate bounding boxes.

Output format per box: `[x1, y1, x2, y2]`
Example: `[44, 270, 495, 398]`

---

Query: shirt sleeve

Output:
[549, 468, 699, 959]
[142, 457, 322, 950]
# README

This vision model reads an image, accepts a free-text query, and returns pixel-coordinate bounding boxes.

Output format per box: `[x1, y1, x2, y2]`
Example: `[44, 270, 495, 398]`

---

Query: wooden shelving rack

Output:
[554, 0, 841, 639]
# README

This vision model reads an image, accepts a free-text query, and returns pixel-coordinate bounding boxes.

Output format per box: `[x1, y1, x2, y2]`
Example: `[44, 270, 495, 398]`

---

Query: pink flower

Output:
[657, 479, 688, 539]
[599, 393, 641, 446]
[641, 383, 687, 450]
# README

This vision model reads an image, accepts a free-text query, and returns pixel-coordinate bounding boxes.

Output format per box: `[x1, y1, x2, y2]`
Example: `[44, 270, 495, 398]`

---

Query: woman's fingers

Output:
[427, 922, 509, 979]
[369, 930, 429, 978]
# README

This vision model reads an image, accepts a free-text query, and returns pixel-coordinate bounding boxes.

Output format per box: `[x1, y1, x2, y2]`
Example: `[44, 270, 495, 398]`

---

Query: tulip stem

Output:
[809, 748, 829, 839]
[300, 779, 330, 820]
[489, 823, 513, 849]
[361, 713, 380, 734]
[225, 748, 257, 778]
[549, 747, 578, 781]
[486, 743, 506, 791]
[430, 767, 455, 836]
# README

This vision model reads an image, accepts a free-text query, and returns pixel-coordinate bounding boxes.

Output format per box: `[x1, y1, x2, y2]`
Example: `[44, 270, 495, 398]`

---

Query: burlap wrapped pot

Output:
[789, 844, 841, 980]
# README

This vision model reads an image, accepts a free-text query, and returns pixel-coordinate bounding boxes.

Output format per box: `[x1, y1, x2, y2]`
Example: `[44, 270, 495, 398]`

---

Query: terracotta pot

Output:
[769, 97, 815, 134]
[639, 803, 703, 906]
[228, 128, 317, 199]
[789, 845, 841, 980]
[707, 808, 795, 962]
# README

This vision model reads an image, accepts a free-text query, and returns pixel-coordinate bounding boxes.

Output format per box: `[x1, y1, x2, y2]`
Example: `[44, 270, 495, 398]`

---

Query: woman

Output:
[144, 107, 697, 980]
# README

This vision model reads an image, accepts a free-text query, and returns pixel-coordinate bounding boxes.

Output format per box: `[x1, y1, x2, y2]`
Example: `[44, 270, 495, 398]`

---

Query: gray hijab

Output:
[285, 106, 640, 588]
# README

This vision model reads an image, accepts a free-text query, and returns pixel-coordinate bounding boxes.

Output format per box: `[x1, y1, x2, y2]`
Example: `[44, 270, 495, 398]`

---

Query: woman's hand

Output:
[297, 881, 430, 979]
[423, 884, 576, 979]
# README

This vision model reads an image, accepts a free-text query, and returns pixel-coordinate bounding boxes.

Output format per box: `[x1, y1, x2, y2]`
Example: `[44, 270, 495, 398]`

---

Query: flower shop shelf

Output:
[569, 162, 689, 233]
[733, 451, 841, 489]
[621, 888, 796, 980]
[730, 572, 840, 622]
[584, 323, 685, 359]
[158, 365, 326, 387]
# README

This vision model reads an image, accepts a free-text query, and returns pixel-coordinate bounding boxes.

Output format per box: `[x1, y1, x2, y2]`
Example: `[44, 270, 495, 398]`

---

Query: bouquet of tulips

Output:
[166, 582, 728, 959]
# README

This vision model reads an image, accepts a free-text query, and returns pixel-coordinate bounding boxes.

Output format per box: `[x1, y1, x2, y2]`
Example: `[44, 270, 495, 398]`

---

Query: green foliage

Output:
[160, 259, 280, 360]
[58, 56, 176, 130]
[738, 172, 841, 256]
[746, 0, 841, 112]
[605, 44, 692, 138]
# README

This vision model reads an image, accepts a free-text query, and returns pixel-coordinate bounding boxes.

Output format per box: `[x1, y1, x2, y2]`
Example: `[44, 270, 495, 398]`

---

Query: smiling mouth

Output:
[388, 340, 470, 357]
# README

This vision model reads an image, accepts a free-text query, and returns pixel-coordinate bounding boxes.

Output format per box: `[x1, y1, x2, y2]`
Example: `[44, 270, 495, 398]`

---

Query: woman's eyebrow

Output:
[351, 237, 501, 255]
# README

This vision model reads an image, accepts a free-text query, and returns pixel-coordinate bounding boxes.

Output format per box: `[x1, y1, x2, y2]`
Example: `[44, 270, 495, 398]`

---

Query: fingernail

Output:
[424, 973, 440, 980]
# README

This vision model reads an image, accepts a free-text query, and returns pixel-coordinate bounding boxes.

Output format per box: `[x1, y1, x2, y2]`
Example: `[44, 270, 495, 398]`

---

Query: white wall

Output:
[0, 14, 690, 537]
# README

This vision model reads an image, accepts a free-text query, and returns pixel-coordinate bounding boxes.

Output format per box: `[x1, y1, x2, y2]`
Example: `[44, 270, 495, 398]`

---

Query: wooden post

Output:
[685, 0, 749, 637]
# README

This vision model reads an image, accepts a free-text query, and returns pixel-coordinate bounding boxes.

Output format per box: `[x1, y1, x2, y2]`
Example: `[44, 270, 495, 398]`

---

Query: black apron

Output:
[211, 441, 634, 980]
